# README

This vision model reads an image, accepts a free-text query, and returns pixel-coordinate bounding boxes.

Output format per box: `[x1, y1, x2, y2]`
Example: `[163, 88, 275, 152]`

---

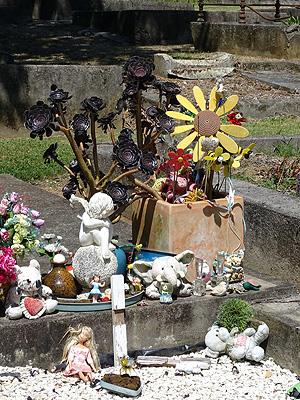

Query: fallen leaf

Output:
[265, 370, 272, 378]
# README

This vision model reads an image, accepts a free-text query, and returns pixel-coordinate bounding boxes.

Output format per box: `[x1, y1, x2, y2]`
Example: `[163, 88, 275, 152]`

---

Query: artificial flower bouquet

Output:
[0, 191, 44, 260]
[0, 246, 16, 301]
[23, 56, 254, 216]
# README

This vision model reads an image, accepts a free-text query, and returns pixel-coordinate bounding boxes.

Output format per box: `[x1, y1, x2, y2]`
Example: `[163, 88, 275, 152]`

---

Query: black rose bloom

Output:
[72, 113, 90, 132]
[122, 56, 155, 85]
[155, 81, 181, 96]
[62, 177, 78, 200]
[146, 105, 159, 118]
[81, 97, 106, 115]
[43, 143, 58, 164]
[24, 101, 57, 139]
[106, 181, 129, 206]
[98, 112, 117, 134]
[139, 151, 158, 175]
[115, 98, 127, 114]
[156, 111, 175, 135]
[113, 130, 141, 169]
[71, 114, 92, 148]
[122, 84, 138, 98]
[48, 84, 72, 105]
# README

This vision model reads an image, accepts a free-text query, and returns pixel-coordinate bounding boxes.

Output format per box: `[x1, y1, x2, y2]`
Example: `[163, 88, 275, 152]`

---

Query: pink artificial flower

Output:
[30, 210, 41, 219]
[0, 203, 7, 216]
[12, 203, 22, 214]
[0, 229, 9, 242]
[1, 199, 8, 207]
[9, 192, 19, 203]
[0, 247, 16, 283]
[33, 219, 45, 228]
[21, 206, 30, 214]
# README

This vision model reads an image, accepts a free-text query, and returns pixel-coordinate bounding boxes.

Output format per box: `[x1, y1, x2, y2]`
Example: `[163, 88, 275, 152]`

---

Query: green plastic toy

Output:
[287, 382, 300, 398]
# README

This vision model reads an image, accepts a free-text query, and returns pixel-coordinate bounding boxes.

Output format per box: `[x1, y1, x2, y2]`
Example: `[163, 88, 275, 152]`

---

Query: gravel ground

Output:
[0, 352, 298, 400]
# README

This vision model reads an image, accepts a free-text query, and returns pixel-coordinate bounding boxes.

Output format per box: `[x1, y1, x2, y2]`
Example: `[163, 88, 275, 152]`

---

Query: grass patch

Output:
[0, 137, 74, 183]
[243, 115, 300, 136]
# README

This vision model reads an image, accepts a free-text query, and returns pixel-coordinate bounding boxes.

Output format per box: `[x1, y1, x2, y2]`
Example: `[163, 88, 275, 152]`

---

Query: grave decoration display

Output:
[22, 56, 255, 300]
[0, 191, 44, 304]
[5, 259, 58, 319]
[205, 299, 269, 362]
[23, 56, 254, 216]
[204, 323, 269, 362]
[132, 250, 194, 299]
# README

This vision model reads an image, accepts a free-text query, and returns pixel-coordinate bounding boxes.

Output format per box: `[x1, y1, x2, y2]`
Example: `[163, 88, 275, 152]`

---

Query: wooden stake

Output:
[111, 275, 127, 367]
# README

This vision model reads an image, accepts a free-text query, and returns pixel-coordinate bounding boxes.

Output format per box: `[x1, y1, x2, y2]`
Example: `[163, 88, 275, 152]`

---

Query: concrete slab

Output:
[242, 71, 300, 94]
[0, 266, 298, 370]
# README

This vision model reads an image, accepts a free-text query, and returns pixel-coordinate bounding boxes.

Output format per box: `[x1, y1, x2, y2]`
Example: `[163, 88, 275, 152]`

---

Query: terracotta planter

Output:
[132, 196, 244, 281]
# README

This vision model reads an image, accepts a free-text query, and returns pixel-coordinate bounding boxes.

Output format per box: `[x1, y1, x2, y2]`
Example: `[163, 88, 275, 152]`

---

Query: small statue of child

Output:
[89, 275, 105, 303]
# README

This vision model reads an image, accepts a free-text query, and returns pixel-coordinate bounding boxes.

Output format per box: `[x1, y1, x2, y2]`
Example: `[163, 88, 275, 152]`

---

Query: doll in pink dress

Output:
[62, 325, 99, 383]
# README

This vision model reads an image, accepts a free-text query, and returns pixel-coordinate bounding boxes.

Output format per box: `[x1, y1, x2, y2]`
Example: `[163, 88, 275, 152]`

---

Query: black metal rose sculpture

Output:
[106, 181, 129, 206]
[122, 56, 155, 85]
[24, 101, 58, 139]
[139, 151, 158, 175]
[81, 96, 106, 115]
[113, 129, 141, 169]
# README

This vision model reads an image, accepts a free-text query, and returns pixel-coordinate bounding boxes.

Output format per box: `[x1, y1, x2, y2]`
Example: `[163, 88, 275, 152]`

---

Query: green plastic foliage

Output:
[217, 299, 254, 333]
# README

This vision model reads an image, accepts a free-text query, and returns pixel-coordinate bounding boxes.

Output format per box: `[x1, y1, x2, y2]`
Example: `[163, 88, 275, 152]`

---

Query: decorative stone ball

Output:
[72, 245, 118, 288]
[201, 137, 220, 152]
[53, 253, 66, 264]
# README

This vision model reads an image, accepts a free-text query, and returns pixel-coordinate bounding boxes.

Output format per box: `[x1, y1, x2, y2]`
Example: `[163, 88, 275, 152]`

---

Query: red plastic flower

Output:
[227, 110, 246, 126]
[166, 148, 192, 171]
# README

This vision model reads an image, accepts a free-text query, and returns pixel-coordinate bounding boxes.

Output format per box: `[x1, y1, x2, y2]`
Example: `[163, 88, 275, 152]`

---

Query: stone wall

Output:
[0, 64, 122, 136]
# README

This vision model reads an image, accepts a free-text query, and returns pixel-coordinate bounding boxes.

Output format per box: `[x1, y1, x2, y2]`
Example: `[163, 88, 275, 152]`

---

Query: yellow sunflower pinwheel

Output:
[166, 86, 249, 162]
[204, 146, 231, 172]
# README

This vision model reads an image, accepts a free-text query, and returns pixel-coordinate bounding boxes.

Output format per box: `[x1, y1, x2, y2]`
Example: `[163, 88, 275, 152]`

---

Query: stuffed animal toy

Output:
[5, 260, 58, 319]
[204, 323, 269, 362]
[132, 250, 194, 299]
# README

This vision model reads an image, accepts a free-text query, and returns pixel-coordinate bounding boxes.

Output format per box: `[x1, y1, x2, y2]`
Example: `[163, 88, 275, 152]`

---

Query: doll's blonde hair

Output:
[61, 325, 99, 369]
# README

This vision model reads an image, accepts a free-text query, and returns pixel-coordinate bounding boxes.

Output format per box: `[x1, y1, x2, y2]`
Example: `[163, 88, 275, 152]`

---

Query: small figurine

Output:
[62, 325, 99, 383]
[89, 275, 105, 303]
[159, 282, 173, 304]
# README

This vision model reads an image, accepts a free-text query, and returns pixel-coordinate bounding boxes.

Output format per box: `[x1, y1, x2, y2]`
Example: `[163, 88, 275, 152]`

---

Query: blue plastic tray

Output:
[56, 291, 144, 312]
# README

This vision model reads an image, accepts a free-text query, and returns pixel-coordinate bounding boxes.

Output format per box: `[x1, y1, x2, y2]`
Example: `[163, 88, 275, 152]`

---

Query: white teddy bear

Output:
[205, 323, 269, 362]
[5, 260, 58, 319]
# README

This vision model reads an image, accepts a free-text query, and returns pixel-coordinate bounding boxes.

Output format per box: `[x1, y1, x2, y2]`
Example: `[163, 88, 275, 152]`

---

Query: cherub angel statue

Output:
[70, 193, 114, 259]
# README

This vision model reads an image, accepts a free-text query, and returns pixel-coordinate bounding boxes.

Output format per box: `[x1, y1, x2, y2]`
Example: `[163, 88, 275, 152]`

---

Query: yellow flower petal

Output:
[166, 111, 194, 122]
[215, 147, 223, 157]
[176, 94, 198, 115]
[193, 136, 204, 162]
[231, 160, 240, 168]
[177, 131, 198, 149]
[209, 86, 218, 111]
[172, 124, 195, 135]
[216, 95, 239, 116]
[193, 86, 206, 111]
[216, 131, 238, 154]
[222, 152, 231, 162]
[220, 124, 249, 138]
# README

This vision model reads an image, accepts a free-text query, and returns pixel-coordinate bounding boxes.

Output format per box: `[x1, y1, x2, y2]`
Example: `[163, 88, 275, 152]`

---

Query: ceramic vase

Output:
[43, 260, 77, 299]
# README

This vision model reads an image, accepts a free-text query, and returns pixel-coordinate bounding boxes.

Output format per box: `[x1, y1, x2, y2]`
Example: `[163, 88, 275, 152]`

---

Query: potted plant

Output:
[23, 57, 254, 270]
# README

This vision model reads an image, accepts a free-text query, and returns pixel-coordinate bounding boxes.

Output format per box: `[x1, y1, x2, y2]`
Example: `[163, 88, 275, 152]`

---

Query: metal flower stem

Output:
[207, 169, 214, 200]
[173, 169, 177, 202]
[90, 113, 100, 183]
[97, 160, 118, 190]
[127, 175, 163, 201]
[59, 125, 96, 198]
[112, 168, 139, 182]
[53, 157, 75, 177]
[136, 85, 143, 150]
[109, 124, 116, 145]
[57, 103, 67, 128]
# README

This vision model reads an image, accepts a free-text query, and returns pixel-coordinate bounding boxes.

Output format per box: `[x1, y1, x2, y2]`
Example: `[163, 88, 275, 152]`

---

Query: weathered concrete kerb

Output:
[0, 175, 299, 375]
[0, 64, 122, 137]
